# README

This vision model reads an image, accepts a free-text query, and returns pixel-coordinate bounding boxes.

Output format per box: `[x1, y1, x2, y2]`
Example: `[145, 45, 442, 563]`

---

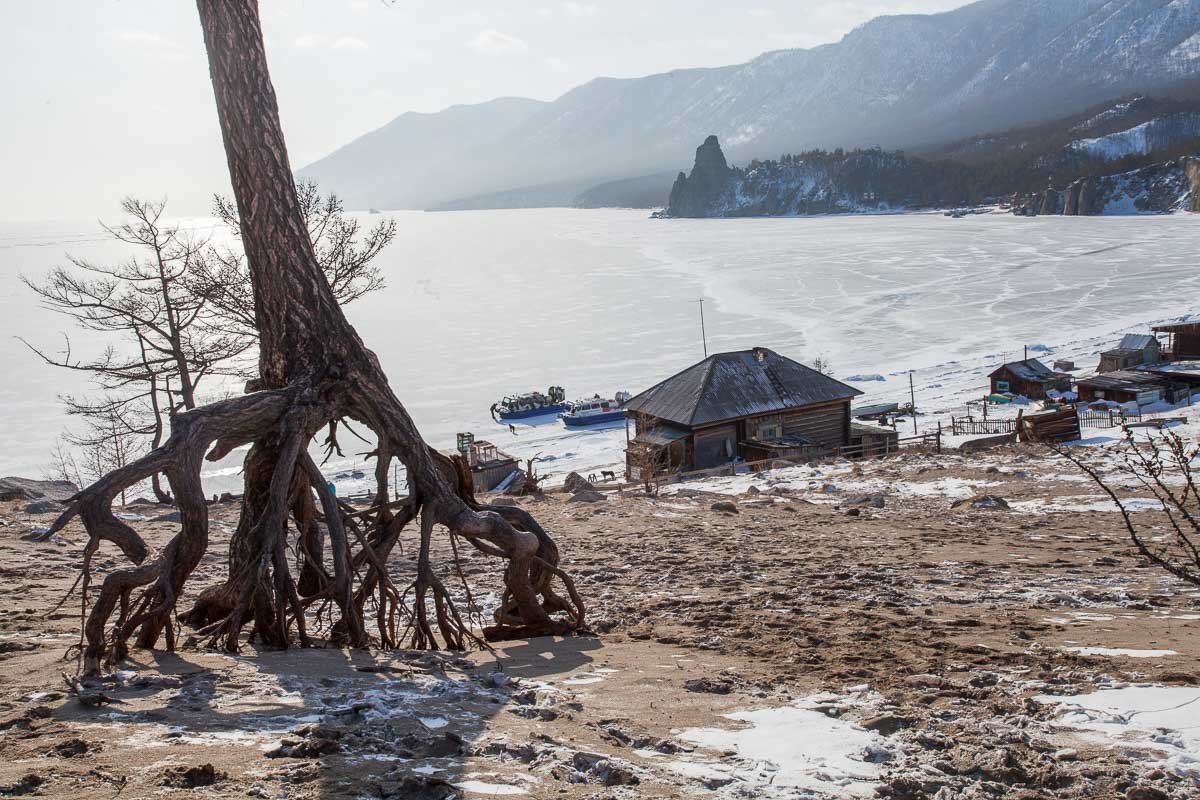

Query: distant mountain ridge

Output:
[300, 0, 1200, 211]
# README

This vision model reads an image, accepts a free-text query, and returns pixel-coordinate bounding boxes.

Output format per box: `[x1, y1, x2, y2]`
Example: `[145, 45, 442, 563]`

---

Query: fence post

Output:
[937, 422, 942, 454]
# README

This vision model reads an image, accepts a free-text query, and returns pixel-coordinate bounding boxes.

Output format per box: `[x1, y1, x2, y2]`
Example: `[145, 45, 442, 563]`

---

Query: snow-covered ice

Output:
[4, 211, 1200, 491]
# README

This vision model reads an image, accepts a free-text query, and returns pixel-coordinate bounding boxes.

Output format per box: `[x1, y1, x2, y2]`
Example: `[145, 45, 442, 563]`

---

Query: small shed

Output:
[450, 436, 520, 492]
[988, 359, 1072, 400]
[624, 347, 863, 477]
[1075, 370, 1187, 406]
[1097, 333, 1161, 373]
[849, 423, 901, 457]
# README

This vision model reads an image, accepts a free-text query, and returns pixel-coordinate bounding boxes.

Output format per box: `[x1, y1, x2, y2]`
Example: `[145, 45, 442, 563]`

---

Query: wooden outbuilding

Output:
[1075, 370, 1188, 406]
[624, 347, 862, 478]
[988, 359, 1072, 400]
[450, 434, 519, 492]
[1097, 333, 1161, 373]
[1153, 322, 1200, 361]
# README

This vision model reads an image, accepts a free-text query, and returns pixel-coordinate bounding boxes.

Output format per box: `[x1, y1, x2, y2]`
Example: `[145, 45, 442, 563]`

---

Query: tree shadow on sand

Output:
[51, 634, 601, 798]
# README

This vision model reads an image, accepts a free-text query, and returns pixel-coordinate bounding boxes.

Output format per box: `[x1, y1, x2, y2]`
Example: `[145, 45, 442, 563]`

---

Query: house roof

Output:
[624, 347, 862, 428]
[1076, 370, 1175, 391]
[1119, 333, 1157, 351]
[989, 359, 1065, 383]
[1152, 322, 1200, 334]
[630, 427, 690, 448]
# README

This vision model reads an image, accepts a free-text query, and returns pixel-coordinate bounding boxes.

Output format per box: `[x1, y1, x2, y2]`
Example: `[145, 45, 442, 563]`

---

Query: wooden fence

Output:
[950, 416, 1017, 436]
[1078, 408, 1143, 429]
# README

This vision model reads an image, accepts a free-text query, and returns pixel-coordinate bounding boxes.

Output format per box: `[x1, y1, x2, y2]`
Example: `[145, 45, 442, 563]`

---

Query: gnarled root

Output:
[56, 377, 585, 675]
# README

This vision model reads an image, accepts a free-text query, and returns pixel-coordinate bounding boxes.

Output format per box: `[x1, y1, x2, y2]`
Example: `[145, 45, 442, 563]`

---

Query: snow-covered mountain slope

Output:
[301, 0, 1200, 211]
[1070, 112, 1200, 160]
[296, 97, 546, 211]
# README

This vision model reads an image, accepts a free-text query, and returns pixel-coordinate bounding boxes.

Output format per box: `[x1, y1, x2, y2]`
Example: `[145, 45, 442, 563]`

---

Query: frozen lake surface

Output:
[1, 209, 1198, 494]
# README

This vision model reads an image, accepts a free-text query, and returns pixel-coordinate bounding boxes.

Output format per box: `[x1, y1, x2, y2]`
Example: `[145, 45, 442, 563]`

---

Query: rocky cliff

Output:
[1028, 156, 1200, 216]
[661, 137, 986, 218]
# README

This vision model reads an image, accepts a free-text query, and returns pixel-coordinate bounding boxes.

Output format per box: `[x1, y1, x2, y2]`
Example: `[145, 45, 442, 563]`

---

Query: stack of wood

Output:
[1018, 406, 1080, 444]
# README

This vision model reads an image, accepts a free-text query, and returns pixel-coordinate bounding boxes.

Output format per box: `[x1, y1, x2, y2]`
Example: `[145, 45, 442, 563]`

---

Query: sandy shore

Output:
[1, 445, 1197, 799]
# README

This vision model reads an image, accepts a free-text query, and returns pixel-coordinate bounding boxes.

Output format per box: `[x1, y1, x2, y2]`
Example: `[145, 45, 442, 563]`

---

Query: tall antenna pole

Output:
[698, 298, 709, 358]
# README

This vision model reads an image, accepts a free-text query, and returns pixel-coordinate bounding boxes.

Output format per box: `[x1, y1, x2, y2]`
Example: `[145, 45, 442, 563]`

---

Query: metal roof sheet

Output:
[1119, 333, 1157, 351]
[624, 348, 862, 428]
[1077, 370, 1173, 391]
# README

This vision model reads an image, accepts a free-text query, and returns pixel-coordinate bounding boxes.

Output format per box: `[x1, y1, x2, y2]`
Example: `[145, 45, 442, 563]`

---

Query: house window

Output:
[757, 421, 782, 440]
[995, 380, 1010, 392]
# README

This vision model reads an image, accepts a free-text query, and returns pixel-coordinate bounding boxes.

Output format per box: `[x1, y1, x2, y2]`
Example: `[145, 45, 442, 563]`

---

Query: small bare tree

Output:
[627, 443, 665, 496]
[812, 354, 833, 376]
[23, 198, 250, 501]
[1055, 430, 1200, 588]
[191, 180, 394, 340]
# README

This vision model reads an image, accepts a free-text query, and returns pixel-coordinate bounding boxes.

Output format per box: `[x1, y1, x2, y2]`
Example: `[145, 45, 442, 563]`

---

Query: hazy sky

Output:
[1, 0, 968, 221]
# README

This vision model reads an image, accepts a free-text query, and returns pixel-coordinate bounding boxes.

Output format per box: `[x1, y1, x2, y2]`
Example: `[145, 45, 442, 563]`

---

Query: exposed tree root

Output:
[49, 383, 585, 674]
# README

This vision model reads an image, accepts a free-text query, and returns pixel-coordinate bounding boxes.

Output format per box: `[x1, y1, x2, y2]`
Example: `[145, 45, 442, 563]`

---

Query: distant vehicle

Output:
[945, 208, 969, 218]
[491, 386, 567, 421]
[561, 391, 631, 427]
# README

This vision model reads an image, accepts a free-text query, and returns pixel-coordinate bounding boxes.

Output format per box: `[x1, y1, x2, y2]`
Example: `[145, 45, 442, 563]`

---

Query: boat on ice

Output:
[561, 391, 631, 427]
[491, 386, 566, 421]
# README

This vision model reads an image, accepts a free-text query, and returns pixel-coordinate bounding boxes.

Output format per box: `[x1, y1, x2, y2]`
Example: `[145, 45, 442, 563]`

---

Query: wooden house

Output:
[1097, 333, 1161, 373]
[1153, 322, 1200, 361]
[988, 359, 1072, 400]
[624, 347, 862, 477]
[1075, 371, 1188, 406]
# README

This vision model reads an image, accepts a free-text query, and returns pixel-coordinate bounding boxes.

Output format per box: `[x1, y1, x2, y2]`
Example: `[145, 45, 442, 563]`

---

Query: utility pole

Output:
[698, 298, 709, 359]
[909, 372, 918, 436]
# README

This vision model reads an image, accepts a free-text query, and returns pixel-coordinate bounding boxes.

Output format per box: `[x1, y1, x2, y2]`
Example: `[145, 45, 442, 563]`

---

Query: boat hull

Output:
[496, 403, 568, 421]
[561, 409, 627, 427]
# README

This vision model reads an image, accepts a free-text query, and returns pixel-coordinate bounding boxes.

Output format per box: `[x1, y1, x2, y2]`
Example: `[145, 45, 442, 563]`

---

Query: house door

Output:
[694, 425, 736, 469]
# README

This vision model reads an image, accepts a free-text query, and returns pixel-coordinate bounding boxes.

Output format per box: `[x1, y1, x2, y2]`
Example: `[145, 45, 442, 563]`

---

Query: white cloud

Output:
[332, 36, 369, 51]
[749, 8, 776, 17]
[561, 1, 599, 17]
[544, 56, 570, 72]
[348, 0, 369, 11]
[468, 29, 529, 55]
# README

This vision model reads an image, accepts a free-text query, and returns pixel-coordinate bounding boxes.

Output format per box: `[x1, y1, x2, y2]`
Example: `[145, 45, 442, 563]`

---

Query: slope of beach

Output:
[2, 441, 1198, 799]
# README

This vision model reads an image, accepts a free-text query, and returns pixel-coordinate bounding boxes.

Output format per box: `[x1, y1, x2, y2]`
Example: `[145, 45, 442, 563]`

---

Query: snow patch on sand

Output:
[1062, 647, 1178, 658]
[1036, 685, 1200, 785]
[671, 693, 890, 797]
